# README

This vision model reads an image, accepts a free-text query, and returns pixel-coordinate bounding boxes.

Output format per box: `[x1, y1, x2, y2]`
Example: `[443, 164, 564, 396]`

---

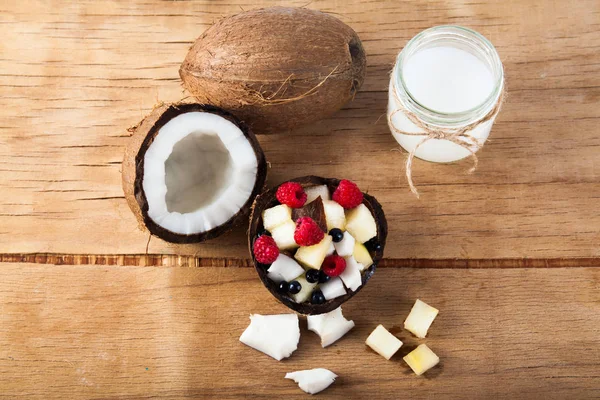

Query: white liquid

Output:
[388, 44, 501, 163]
[402, 46, 494, 113]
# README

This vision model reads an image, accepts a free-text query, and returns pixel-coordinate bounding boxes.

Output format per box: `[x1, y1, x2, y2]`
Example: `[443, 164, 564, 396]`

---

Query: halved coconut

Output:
[248, 176, 387, 314]
[123, 103, 267, 243]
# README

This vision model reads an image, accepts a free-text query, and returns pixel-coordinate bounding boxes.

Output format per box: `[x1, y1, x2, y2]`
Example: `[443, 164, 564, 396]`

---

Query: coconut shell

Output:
[122, 102, 267, 243]
[180, 7, 367, 134]
[249, 176, 387, 315]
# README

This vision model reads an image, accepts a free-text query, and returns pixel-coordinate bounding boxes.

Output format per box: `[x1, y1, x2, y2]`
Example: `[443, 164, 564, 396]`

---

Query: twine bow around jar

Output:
[388, 74, 506, 198]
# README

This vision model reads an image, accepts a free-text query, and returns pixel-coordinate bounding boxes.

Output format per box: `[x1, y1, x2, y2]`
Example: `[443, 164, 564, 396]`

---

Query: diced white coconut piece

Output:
[291, 275, 318, 303]
[319, 277, 346, 300]
[403, 344, 440, 376]
[267, 254, 305, 283]
[239, 314, 300, 361]
[262, 204, 292, 232]
[304, 185, 330, 204]
[340, 256, 363, 291]
[294, 235, 333, 270]
[323, 200, 346, 231]
[285, 368, 337, 395]
[353, 241, 373, 267]
[307, 307, 355, 347]
[345, 204, 377, 243]
[271, 219, 298, 250]
[326, 241, 335, 256]
[334, 231, 355, 257]
[404, 299, 439, 339]
[365, 324, 403, 360]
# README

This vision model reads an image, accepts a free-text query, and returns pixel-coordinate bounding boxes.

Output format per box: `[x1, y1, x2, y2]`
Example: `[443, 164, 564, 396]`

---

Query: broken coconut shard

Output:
[239, 314, 300, 361]
[122, 103, 267, 244]
[249, 176, 388, 315]
[285, 368, 337, 395]
[307, 307, 355, 348]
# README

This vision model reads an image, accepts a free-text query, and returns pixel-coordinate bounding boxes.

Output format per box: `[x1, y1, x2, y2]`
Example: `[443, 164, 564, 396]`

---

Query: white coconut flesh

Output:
[142, 111, 258, 235]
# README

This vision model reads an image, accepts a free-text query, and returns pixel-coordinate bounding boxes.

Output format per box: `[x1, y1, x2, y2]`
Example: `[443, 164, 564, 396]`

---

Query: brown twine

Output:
[388, 73, 505, 198]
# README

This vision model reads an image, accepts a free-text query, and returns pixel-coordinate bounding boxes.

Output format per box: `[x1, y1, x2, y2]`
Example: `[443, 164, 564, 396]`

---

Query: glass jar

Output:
[387, 25, 504, 163]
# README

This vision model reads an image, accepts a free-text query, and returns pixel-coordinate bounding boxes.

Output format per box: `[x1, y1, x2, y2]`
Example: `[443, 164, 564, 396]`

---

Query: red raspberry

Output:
[332, 179, 363, 209]
[294, 217, 325, 246]
[276, 182, 307, 208]
[253, 235, 279, 264]
[321, 255, 347, 277]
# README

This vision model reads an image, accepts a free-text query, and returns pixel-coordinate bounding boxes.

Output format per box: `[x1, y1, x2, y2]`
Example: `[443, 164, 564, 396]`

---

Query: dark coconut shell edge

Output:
[122, 102, 268, 244]
[248, 176, 387, 315]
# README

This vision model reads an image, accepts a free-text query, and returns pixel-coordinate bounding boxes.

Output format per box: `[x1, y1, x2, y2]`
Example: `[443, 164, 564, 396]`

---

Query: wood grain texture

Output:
[0, 263, 598, 399]
[2, 253, 600, 269]
[1, 0, 599, 259]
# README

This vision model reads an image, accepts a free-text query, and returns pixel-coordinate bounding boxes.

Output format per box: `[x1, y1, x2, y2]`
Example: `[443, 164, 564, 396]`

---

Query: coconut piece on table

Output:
[285, 368, 337, 395]
[239, 314, 300, 361]
[307, 307, 355, 347]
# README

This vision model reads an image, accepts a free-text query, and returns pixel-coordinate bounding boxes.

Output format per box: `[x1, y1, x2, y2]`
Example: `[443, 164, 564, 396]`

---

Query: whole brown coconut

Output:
[249, 176, 387, 315]
[123, 102, 267, 244]
[180, 7, 367, 134]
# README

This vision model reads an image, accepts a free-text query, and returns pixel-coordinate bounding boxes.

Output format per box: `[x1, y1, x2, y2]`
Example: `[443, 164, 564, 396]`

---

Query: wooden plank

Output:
[0, 263, 598, 399]
[1, 0, 599, 259]
[1, 253, 600, 269]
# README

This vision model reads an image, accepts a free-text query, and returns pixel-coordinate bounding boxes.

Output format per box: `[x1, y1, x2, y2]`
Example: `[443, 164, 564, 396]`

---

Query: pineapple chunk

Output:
[305, 185, 330, 204]
[291, 275, 318, 303]
[353, 242, 373, 267]
[271, 220, 298, 250]
[294, 235, 333, 270]
[345, 204, 377, 243]
[403, 344, 439, 376]
[404, 299, 439, 339]
[262, 204, 292, 231]
[323, 200, 346, 231]
[365, 324, 403, 360]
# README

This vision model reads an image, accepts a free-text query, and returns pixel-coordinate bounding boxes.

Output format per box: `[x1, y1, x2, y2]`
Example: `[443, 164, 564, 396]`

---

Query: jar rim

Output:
[394, 25, 504, 126]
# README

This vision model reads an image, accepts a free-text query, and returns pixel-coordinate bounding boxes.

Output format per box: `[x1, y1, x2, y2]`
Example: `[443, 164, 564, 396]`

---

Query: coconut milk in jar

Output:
[388, 25, 504, 163]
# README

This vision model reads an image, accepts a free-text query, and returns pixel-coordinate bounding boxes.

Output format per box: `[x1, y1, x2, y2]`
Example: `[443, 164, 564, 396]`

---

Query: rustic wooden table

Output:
[0, 1, 599, 399]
